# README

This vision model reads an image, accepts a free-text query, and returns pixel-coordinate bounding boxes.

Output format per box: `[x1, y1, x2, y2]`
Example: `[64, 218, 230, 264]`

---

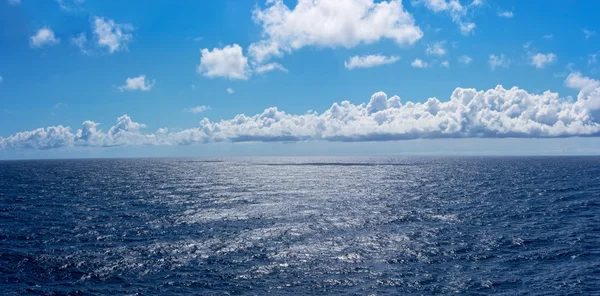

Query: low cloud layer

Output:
[2, 74, 600, 150]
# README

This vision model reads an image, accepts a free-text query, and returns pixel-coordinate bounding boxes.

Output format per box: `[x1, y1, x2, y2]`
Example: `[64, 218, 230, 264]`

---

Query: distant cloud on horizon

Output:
[3, 73, 600, 150]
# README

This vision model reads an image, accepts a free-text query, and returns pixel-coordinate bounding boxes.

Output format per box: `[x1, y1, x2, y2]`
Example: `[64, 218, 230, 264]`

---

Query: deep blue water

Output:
[0, 156, 599, 295]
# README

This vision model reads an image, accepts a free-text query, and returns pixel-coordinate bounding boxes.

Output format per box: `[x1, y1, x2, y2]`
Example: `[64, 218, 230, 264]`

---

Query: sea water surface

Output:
[0, 156, 599, 295]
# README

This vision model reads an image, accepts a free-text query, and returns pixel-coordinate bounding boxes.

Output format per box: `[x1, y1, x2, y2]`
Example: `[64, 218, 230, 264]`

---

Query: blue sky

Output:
[1, 0, 600, 159]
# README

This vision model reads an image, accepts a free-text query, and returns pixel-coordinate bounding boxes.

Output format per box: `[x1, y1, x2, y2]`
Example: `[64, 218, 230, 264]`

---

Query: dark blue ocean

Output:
[1, 157, 599, 295]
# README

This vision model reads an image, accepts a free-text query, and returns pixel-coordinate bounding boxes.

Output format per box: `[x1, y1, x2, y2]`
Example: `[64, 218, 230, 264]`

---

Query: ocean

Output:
[0, 157, 599, 295]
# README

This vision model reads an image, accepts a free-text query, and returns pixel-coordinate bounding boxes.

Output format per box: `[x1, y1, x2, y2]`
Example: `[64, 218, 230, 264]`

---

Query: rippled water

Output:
[1, 157, 599, 295]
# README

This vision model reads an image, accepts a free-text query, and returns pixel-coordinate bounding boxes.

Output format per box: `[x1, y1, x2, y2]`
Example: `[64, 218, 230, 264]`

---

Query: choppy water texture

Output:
[1, 157, 600, 295]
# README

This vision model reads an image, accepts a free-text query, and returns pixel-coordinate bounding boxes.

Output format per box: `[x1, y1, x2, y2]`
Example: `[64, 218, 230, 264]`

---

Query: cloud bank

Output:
[2, 74, 600, 150]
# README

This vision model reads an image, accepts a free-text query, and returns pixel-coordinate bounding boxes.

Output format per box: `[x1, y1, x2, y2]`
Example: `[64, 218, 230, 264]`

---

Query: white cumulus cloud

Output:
[530, 53, 556, 69]
[198, 44, 249, 80]
[248, 0, 423, 63]
[344, 54, 400, 70]
[119, 75, 155, 92]
[3, 74, 600, 150]
[411, 58, 429, 68]
[30, 27, 60, 48]
[227, 88, 234, 94]
[92, 17, 134, 53]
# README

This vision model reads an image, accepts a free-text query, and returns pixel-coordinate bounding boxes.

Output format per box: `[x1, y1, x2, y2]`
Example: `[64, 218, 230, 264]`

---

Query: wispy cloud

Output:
[489, 54, 510, 70]
[185, 105, 211, 114]
[92, 17, 134, 53]
[344, 54, 400, 70]
[583, 29, 596, 39]
[458, 55, 473, 64]
[254, 62, 288, 74]
[425, 41, 447, 56]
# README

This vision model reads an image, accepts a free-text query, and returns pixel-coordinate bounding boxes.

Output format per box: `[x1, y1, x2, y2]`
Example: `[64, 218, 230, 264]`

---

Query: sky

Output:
[1, 0, 600, 159]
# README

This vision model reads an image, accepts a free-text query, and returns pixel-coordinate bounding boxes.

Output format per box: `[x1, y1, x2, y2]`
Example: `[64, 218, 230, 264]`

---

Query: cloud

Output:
[8, 0, 21, 5]
[249, 0, 423, 63]
[4, 74, 600, 150]
[254, 62, 288, 74]
[186, 106, 211, 114]
[583, 29, 596, 39]
[458, 55, 472, 64]
[589, 52, 599, 65]
[0, 75, 3, 83]
[57, 0, 84, 11]
[441, 61, 450, 68]
[458, 22, 476, 35]
[119, 75, 155, 92]
[227, 88, 234, 94]
[530, 53, 556, 69]
[565, 72, 600, 94]
[92, 17, 134, 53]
[543, 34, 553, 40]
[248, 40, 285, 65]
[411, 58, 428, 68]
[70, 33, 89, 53]
[489, 54, 510, 70]
[414, 0, 477, 35]
[419, 0, 462, 14]
[344, 54, 400, 70]
[425, 41, 446, 56]
[498, 11, 513, 18]
[198, 44, 249, 80]
[30, 28, 60, 48]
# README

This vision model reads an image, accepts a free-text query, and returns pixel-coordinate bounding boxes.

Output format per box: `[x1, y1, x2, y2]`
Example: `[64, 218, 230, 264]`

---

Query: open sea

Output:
[0, 156, 599, 295]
